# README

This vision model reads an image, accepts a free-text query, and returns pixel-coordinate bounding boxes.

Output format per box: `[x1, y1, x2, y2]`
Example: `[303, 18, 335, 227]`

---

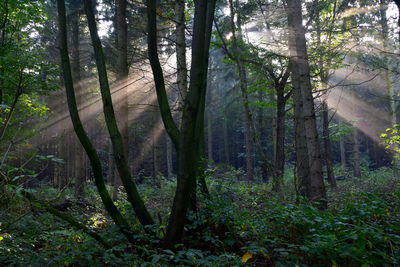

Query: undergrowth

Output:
[0, 167, 399, 266]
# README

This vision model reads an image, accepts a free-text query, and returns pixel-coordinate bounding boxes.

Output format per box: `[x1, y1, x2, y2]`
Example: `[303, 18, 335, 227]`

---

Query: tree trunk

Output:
[223, 114, 230, 164]
[353, 127, 361, 177]
[166, 134, 173, 178]
[228, 0, 254, 181]
[286, 0, 326, 204]
[339, 117, 347, 170]
[206, 74, 213, 162]
[322, 99, 336, 187]
[57, 0, 135, 243]
[153, 113, 161, 188]
[0, 84, 21, 140]
[116, 0, 128, 80]
[315, 5, 336, 188]
[109, 142, 118, 200]
[146, 0, 217, 247]
[83, 0, 153, 226]
[207, 112, 213, 162]
[175, 0, 188, 102]
[273, 87, 286, 192]
[393, 0, 400, 43]
[113, 0, 129, 199]
[70, 3, 85, 198]
[0, 0, 9, 105]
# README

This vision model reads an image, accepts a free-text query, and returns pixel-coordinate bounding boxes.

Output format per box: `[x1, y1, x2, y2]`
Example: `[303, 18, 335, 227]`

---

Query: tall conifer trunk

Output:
[322, 99, 336, 187]
[273, 85, 286, 192]
[339, 117, 347, 170]
[113, 0, 129, 199]
[285, 0, 326, 204]
[70, 2, 86, 198]
[315, 6, 336, 188]
[228, 0, 254, 181]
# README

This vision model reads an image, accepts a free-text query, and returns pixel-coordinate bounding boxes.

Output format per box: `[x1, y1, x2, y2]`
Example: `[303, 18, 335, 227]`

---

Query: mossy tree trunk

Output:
[147, 0, 216, 248]
[56, 0, 135, 243]
[83, 0, 154, 226]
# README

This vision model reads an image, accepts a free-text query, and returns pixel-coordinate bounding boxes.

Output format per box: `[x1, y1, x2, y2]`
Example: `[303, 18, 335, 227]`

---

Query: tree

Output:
[56, 0, 138, 244]
[147, 0, 216, 247]
[393, 0, 400, 43]
[0, 0, 54, 159]
[285, 0, 326, 204]
[313, 0, 338, 188]
[379, 0, 399, 171]
[83, 0, 154, 226]
[69, 0, 86, 198]
[227, 0, 255, 181]
[112, 0, 129, 200]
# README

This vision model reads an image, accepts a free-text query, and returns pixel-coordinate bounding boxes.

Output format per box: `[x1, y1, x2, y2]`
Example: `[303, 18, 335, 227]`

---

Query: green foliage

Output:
[2, 167, 399, 266]
[381, 124, 400, 159]
[0, 0, 57, 171]
[200, 171, 400, 266]
[329, 121, 355, 142]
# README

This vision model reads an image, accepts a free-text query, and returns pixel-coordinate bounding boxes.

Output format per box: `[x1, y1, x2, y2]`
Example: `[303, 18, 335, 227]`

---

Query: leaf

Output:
[0, 104, 10, 109]
[242, 252, 253, 263]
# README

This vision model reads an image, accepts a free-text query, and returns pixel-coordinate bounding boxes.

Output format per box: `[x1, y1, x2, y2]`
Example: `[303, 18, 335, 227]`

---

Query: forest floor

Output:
[1, 166, 399, 266]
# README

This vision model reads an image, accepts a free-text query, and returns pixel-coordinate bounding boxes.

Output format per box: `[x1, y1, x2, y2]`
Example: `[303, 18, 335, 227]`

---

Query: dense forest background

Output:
[1, 0, 400, 266]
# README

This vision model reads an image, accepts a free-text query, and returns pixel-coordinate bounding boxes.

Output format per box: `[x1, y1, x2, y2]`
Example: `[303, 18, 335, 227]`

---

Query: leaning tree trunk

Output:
[0, 83, 21, 141]
[56, 0, 136, 243]
[285, 0, 326, 204]
[83, 0, 153, 226]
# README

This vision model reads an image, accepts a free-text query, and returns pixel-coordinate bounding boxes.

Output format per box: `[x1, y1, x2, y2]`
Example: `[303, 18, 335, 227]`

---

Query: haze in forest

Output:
[1, 0, 400, 266]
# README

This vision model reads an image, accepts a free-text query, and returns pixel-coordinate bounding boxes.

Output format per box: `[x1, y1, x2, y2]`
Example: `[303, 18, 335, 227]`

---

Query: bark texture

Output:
[285, 0, 326, 204]
[57, 0, 134, 243]
[322, 99, 336, 187]
[70, 3, 86, 197]
[147, 0, 216, 247]
[339, 117, 347, 170]
[113, 0, 129, 199]
[83, 0, 153, 226]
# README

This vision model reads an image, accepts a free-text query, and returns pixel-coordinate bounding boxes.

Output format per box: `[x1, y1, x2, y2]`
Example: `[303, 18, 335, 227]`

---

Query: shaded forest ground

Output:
[1, 167, 399, 266]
